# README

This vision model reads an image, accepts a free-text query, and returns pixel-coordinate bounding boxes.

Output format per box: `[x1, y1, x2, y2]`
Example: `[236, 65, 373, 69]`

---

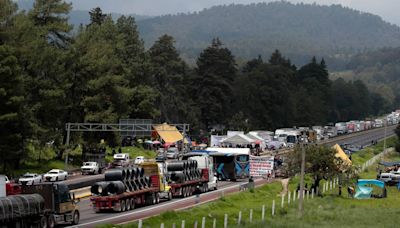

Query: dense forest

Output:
[331, 47, 400, 109]
[137, 2, 400, 69]
[0, 0, 393, 172]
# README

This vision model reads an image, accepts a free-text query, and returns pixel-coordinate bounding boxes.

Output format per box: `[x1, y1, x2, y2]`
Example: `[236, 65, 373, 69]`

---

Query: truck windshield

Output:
[84, 162, 95, 166]
[23, 174, 34, 178]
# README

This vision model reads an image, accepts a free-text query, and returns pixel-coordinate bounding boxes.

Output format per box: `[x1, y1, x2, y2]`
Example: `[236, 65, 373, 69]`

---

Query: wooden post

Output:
[138, 220, 143, 228]
[281, 194, 285, 208]
[293, 190, 296, 202]
[307, 190, 309, 200]
[224, 214, 228, 228]
[181, 220, 185, 228]
[288, 191, 291, 204]
[311, 189, 314, 199]
[298, 190, 300, 199]
[160, 223, 164, 228]
[250, 209, 253, 223]
[201, 217, 205, 228]
[272, 200, 275, 216]
[213, 218, 216, 228]
[262, 205, 265, 221]
[238, 211, 242, 225]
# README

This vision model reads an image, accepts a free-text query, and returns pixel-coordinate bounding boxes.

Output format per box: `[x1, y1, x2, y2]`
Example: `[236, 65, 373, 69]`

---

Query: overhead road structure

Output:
[64, 122, 190, 168]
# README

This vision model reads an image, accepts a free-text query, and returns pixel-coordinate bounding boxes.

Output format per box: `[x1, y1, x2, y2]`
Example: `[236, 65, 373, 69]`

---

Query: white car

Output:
[134, 156, 145, 165]
[44, 169, 68, 182]
[19, 173, 42, 185]
[81, 162, 100, 175]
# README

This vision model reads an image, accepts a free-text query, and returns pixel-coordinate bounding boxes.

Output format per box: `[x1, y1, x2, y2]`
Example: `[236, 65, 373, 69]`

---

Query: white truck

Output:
[111, 153, 131, 168]
[81, 161, 101, 175]
[183, 152, 218, 190]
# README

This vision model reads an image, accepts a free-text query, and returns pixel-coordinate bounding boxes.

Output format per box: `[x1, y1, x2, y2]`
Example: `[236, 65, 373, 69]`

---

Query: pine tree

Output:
[0, 45, 27, 171]
[194, 38, 237, 128]
[89, 7, 106, 26]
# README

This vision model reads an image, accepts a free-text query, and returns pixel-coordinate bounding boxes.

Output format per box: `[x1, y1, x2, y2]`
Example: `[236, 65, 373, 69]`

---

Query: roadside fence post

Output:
[311, 188, 314, 199]
[194, 220, 198, 228]
[181, 220, 185, 228]
[307, 190, 309, 200]
[250, 209, 253, 223]
[221, 190, 225, 198]
[213, 218, 216, 228]
[138, 219, 143, 228]
[172, 223, 176, 228]
[272, 200, 275, 216]
[262, 205, 265, 221]
[201, 217, 206, 228]
[333, 179, 336, 189]
[293, 190, 296, 202]
[224, 214, 228, 228]
[238, 211, 242, 225]
[160, 223, 164, 228]
[281, 194, 285, 208]
[322, 183, 325, 193]
[288, 191, 291, 204]
[298, 190, 300, 199]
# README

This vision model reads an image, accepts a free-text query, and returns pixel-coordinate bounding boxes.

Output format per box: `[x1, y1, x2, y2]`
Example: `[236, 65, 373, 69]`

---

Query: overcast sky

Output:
[68, 0, 400, 26]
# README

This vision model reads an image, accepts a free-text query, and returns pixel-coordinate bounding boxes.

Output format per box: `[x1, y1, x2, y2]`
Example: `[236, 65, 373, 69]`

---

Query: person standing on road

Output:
[194, 186, 201, 204]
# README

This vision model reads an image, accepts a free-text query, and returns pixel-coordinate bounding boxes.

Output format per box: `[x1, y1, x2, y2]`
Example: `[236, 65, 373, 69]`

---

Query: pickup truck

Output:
[81, 161, 101, 175]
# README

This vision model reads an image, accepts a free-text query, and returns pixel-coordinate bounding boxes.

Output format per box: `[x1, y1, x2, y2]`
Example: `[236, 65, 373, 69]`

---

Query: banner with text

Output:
[249, 155, 274, 177]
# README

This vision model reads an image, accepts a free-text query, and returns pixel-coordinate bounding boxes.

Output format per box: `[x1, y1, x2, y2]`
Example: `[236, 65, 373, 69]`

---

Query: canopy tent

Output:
[355, 179, 385, 199]
[206, 147, 250, 155]
[152, 123, 184, 143]
[333, 144, 352, 169]
[220, 134, 255, 145]
[379, 161, 400, 167]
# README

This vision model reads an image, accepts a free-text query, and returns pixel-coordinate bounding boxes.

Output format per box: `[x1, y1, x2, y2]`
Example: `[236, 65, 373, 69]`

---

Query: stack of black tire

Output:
[91, 167, 152, 196]
[167, 160, 202, 183]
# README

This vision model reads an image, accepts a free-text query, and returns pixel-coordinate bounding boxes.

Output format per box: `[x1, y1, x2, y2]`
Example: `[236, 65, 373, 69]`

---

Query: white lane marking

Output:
[68, 180, 264, 227]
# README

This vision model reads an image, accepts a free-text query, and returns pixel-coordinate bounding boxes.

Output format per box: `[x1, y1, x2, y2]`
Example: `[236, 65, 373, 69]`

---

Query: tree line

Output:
[0, 0, 390, 172]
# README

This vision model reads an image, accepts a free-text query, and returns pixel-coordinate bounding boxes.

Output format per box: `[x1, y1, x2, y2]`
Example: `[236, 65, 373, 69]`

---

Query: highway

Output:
[61, 125, 396, 227]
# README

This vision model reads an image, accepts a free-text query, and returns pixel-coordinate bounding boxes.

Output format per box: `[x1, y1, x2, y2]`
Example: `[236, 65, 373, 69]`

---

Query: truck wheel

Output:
[130, 198, 136, 210]
[72, 210, 80, 225]
[121, 200, 126, 212]
[40, 216, 48, 228]
[47, 215, 55, 228]
[125, 199, 131, 211]
[152, 193, 156, 204]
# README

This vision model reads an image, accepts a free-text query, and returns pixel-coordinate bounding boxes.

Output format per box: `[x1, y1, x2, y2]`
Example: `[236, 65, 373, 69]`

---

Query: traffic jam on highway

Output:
[0, 110, 399, 227]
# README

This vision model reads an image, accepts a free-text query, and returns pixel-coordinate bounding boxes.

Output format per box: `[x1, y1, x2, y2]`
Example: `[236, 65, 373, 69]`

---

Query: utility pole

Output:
[298, 133, 306, 217]
[383, 119, 387, 153]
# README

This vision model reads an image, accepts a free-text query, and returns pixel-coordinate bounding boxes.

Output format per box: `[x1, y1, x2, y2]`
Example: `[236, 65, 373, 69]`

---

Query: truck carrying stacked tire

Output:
[166, 159, 213, 198]
[90, 167, 160, 212]
[167, 160, 202, 183]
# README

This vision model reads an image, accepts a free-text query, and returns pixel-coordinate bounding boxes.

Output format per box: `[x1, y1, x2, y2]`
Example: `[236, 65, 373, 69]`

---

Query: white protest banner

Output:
[249, 155, 274, 177]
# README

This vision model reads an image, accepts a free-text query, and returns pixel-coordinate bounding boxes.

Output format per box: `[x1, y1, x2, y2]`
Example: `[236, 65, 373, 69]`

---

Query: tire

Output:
[65, 175, 67, 180]
[130, 198, 136, 210]
[48, 215, 55, 228]
[125, 199, 131, 211]
[121, 200, 126, 212]
[72, 210, 80, 225]
[40, 215, 48, 228]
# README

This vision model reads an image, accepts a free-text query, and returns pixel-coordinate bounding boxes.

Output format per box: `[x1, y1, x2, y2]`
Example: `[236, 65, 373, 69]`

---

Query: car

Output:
[166, 148, 179, 159]
[18, 173, 42, 185]
[81, 162, 100, 175]
[134, 156, 145, 165]
[44, 169, 68, 182]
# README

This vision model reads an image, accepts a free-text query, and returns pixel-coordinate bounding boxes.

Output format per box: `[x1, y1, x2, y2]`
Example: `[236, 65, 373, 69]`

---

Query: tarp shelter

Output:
[379, 161, 400, 167]
[355, 179, 385, 199]
[220, 134, 255, 145]
[333, 144, 352, 169]
[206, 147, 250, 155]
[152, 123, 184, 143]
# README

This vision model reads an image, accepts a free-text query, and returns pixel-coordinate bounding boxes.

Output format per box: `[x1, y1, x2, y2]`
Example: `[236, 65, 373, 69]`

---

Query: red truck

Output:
[90, 158, 216, 212]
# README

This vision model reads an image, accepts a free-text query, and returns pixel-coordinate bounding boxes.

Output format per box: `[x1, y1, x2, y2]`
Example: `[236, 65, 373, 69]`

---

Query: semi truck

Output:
[0, 183, 80, 228]
[90, 159, 217, 212]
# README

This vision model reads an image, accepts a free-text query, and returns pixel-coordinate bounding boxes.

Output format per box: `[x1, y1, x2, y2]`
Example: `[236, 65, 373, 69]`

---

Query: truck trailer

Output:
[0, 183, 80, 228]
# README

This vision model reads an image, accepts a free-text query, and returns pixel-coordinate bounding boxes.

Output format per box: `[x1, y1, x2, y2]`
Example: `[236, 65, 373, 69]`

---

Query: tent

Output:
[332, 144, 352, 169]
[220, 134, 255, 145]
[152, 123, 184, 143]
[355, 179, 385, 199]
